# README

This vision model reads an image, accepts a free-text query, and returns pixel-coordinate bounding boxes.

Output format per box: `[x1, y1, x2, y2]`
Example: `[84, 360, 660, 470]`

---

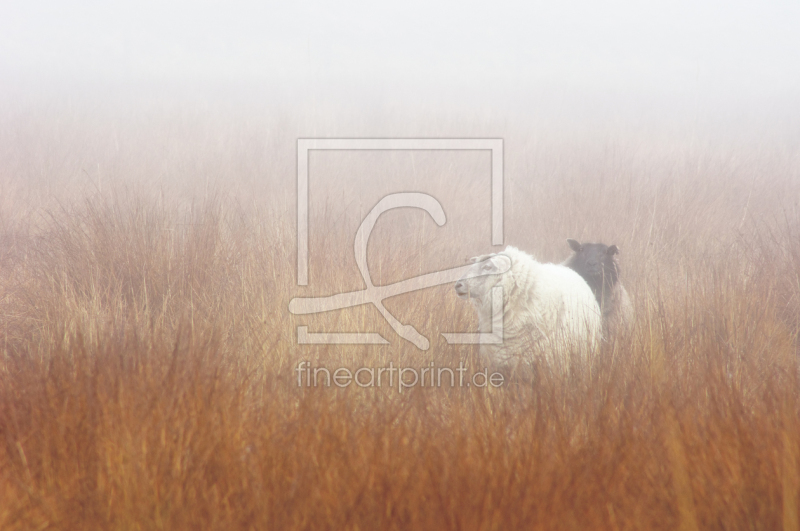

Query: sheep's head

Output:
[454, 253, 512, 301]
[565, 239, 620, 289]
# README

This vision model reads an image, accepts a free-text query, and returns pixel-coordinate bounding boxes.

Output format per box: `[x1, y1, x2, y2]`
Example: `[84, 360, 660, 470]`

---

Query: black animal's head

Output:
[565, 239, 620, 291]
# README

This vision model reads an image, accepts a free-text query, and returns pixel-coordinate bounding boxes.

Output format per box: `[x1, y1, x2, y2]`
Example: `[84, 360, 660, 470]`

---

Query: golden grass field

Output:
[1, 103, 800, 529]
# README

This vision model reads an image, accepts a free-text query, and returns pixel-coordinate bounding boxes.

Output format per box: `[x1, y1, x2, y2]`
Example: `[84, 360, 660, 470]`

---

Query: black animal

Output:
[562, 239, 633, 338]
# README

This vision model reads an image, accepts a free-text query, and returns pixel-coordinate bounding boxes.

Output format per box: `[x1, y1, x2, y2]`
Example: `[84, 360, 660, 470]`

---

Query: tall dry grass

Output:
[1, 104, 800, 529]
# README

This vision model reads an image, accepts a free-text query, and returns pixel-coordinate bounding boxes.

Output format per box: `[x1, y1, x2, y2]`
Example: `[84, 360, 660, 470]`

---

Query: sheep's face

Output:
[454, 254, 511, 300]
[565, 239, 620, 288]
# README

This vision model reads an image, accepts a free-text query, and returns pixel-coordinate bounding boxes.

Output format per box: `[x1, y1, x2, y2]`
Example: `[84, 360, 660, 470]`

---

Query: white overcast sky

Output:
[1, 0, 799, 113]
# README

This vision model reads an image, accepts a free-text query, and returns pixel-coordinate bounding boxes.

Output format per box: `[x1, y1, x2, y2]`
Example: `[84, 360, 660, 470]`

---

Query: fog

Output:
[2, 0, 799, 127]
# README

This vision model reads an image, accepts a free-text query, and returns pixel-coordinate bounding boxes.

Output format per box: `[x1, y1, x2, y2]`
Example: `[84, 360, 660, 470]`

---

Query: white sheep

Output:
[454, 245, 602, 373]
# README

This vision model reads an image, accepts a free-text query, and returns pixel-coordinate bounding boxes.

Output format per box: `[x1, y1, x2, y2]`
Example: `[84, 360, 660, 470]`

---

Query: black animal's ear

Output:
[567, 239, 582, 252]
[607, 245, 619, 255]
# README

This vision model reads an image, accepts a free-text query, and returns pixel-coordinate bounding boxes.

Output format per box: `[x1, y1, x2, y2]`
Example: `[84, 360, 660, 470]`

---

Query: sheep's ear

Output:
[492, 255, 512, 273]
[607, 245, 619, 255]
[567, 239, 582, 252]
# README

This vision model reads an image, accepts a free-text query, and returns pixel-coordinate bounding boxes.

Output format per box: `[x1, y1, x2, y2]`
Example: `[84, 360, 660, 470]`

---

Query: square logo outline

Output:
[294, 138, 504, 348]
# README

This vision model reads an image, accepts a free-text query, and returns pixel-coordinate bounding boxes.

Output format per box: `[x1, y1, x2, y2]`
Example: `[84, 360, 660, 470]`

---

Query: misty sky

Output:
[1, 1, 799, 114]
